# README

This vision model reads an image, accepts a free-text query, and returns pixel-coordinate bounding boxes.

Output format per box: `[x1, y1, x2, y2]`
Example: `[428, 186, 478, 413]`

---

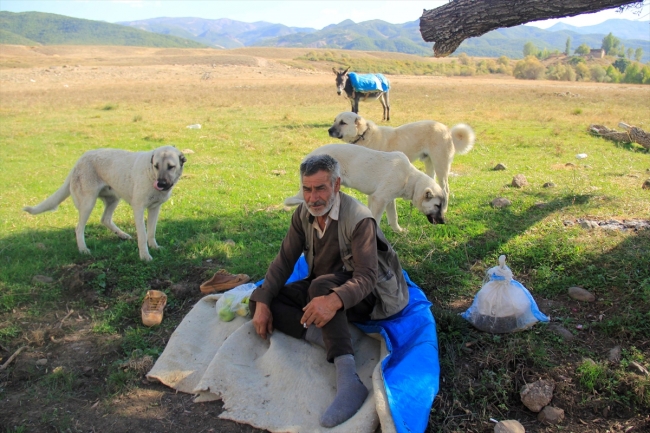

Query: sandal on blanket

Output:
[200, 269, 251, 294]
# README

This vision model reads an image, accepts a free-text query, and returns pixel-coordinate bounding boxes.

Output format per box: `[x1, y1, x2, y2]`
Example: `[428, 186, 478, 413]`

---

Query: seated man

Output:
[250, 154, 409, 428]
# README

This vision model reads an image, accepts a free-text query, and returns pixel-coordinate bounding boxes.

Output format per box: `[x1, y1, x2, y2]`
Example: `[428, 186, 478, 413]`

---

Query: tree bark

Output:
[420, 0, 642, 57]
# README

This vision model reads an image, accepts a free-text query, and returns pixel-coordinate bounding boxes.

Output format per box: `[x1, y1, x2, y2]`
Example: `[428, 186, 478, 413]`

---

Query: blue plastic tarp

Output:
[256, 256, 439, 433]
[348, 72, 390, 93]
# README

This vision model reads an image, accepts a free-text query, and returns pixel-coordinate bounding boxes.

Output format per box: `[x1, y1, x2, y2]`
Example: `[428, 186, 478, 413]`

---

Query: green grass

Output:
[1, 60, 649, 430]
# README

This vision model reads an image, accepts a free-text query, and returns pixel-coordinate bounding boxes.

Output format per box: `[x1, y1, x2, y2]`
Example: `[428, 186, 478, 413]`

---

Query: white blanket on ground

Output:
[147, 294, 396, 433]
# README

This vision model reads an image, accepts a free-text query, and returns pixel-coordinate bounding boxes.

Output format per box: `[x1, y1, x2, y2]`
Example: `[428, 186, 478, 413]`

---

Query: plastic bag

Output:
[461, 255, 549, 333]
[215, 283, 256, 322]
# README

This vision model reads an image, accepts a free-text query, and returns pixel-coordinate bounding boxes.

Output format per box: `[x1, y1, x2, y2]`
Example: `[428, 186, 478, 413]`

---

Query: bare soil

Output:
[1, 45, 648, 433]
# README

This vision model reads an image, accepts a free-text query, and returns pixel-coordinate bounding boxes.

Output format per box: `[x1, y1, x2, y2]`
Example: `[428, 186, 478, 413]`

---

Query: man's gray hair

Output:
[300, 154, 340, 185]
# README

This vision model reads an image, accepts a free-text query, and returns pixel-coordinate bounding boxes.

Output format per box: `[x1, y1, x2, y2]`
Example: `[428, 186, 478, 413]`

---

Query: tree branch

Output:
[420, 0, 642, 57]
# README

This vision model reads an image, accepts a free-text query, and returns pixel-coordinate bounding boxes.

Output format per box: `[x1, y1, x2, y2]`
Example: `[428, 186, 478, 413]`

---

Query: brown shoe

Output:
[142, 290, 167, 327]
[200, 269, 251, 294]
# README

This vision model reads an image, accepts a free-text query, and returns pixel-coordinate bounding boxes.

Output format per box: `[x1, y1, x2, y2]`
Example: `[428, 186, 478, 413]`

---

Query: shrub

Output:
[590, 65, 609, 83]
[513, 56, 545, 80]
[606, 65, 622, 83]
[575, 63, 590, 81]
[623, 62, 643, 84]
[547, 63, 576, 81]
[613, 58, 631, 73]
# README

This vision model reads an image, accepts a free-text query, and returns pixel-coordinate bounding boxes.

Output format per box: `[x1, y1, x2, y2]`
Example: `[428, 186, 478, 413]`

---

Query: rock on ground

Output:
[494, 419, 525, 433]
[568, 286, 595, 302]
[511, 174, 528, 188]
[492, 197, 511, 208]
[520, 379, 555, 412]
[538, 406, 565, 424]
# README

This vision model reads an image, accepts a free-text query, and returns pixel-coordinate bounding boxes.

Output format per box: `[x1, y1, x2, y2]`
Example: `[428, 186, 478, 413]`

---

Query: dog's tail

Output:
[284, 191, 304, 207]
[23, 174, 71, 215]
[450, 124, 475, 155]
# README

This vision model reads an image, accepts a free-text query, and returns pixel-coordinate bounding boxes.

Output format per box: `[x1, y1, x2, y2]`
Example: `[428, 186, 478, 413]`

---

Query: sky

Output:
[1, 0, 648, 30]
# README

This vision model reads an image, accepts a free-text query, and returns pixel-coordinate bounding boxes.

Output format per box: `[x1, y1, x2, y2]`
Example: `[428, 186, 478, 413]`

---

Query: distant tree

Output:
[498, 55, 510, 66]
[540, 47, 550, 60]
[606, 64, 622, 83]
[627, 47, 634, 59]
[641, 65, 650, 84]
[575, 43, 591, 56]
[602, 32, 622, 55]
[623, 62, 643, 83]
[565, 37, 571, 56]
[635, 47, 643, 62]
[613, 58, 631, 73]
[523, 41, 539, 57]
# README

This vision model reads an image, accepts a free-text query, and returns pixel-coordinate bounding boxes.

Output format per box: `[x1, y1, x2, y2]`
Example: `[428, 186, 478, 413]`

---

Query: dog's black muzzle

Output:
[426, 213, 445, 225]
[156, 179, 173, 191]
[328, 127, 341, 138]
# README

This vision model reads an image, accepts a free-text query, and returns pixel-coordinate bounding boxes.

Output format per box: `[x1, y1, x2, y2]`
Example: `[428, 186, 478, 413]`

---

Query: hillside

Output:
[116, 17, 316, 49]
[0, 11, 207, 48]
[119, 15, 650, 63]
[1, 11, 648, 63]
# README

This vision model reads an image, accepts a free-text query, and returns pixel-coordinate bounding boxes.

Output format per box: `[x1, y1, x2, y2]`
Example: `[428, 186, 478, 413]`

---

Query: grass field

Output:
[0, 46, 649, 433]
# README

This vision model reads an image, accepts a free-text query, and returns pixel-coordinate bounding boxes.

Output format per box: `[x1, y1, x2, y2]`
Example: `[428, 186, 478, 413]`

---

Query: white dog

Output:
[284, 144, 445, 232]
[23, 145, 186, 261]
[328, 111, 475, 212]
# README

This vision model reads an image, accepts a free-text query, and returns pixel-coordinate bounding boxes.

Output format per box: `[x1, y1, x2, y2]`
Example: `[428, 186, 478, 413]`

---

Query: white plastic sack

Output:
[462, 255, 549, 333]
[215, 283, 256, 322]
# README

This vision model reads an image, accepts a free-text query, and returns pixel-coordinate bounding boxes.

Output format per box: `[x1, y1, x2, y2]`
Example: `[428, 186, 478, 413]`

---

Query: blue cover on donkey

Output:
[348, 72, 390, 93]
[278, 256, 440, 433]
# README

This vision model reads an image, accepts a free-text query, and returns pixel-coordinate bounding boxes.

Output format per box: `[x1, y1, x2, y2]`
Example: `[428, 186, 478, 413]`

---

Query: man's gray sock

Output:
[305, 324, 325, 348]
[319, 354, 368, 428]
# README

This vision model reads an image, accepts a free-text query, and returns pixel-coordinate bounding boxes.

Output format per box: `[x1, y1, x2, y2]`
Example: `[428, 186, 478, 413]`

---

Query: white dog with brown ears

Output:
[328, 111, 475, 212]
[23, 145, 186, 261]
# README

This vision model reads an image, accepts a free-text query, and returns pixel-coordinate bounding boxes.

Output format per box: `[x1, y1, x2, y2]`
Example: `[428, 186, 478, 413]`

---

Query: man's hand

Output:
[301, 293, 343, 328]
[252, 302, 273, 340]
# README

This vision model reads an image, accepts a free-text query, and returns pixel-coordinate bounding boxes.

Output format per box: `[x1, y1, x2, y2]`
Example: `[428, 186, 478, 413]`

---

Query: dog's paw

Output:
[118, 232, 132, 240]
[140, 252, 154, 261]
[148, 241, 160, 250]
[79, 247, 91, 255]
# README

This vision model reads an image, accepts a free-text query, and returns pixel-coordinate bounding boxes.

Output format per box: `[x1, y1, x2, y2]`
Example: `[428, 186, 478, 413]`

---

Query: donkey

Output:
[333, 67, 390, 121]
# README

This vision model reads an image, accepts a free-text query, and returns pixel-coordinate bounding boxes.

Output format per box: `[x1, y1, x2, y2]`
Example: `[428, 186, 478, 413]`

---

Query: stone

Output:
[642, 179, 650, 190]
[533, 202, 547, 209]
[537, 406, 565, 424]
[36, 359, 48, 366]
[565, 162, 576, 167]
[548, 323, 575, 341]
[181, 149, 195, 154]
[491, 197, 511, 208]
[494, 419, 525, 433]
[493, 163, 507, 171]
[568, 286, 596, 302]
[542, 182, 556, 188]
[608, 346, 621, 363]
[579, 220, 599, 229]
[32, 275, 53, 284]
[520, 379, 555, 412]
[224, 239, 236, 246]
[512, 174, 528, 188]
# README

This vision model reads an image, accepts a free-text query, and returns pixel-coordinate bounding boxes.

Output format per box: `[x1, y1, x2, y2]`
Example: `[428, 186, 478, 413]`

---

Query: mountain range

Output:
[1, 11, 648, 62]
